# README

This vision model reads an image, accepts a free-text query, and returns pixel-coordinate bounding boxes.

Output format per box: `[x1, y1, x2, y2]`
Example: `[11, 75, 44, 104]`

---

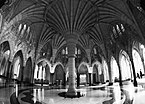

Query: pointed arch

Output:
[110, 56, 119, 82]
[53, 62, 65, 73]
[78, 62, 89, 85]
[11, 50, 24, 81]
[92, 61, 102, 84]
[119, 50, 133, 81]
[23, 57, 33, 83]
[45, 64, 51, 82]
[0, 41, 11, 78]
[36, 58, 51, 72]
[132, 48, 144, 77]
[78, 62, 89, 74]
[102, 60, 109, 82]
[54, 63, 65, 85]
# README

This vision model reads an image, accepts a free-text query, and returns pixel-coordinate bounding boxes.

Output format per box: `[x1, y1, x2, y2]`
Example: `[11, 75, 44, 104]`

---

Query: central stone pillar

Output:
[130, 57, 138, 86]
[66, 42, 77, 96]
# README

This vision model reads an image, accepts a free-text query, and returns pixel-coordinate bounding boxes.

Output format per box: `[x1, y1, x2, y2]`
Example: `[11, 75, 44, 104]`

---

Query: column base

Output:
[134, 80, 138, 87]
[66, 88, 77, 97]
[66, 91, 77, 97]
[58, 91, 84, 98]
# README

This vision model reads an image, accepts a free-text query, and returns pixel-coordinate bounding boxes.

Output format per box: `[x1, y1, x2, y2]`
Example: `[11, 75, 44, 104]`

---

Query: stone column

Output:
[5, 61, 11, 86]
[86, 49, 91, 66]
[30, 63, 36, 85]
[96, 67, 100, 84]
[63, 73, 66, 86]
[37, 65, 40, 79]
[66, 42, 77, 96]
[89, 73, 92, 86]
[118, 64, 122, 86]
[141, 58, 145, 75]
[77, 73, 80, 87]
[52, 49, 57, 65]
[41, 66, 44, 86]
[50, 73, 54, 85]
[7, 61, 11, 79]
[20, 66, 24, 83]
[130, 57, 138, 86]
[108, 60, 113, 85]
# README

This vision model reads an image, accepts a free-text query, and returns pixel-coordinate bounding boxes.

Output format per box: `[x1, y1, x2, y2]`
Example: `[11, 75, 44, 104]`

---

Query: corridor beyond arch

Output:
[78, 63, 89, 85]
[54, 64, 65, 85]
[119, 50, 133, 81]
[92, 61, 103, 84]
[111, 57, 119, 82]
[132, 49, 144, 78]
[11, 50, 23, 82]
[23, 58, 33, 83]
[0, 41, 11, 78]
[103, 60, 109, 82]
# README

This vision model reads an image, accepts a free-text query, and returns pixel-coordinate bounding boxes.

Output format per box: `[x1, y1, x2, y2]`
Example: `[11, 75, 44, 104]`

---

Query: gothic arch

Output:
[110, 56, 120, 82]
[53, 62, 65, 73]
[119, 50, 133, 81]
[54, 63, 65, 85]
[36, 58, 51, 72]
[23, 57, 33, 83]
[11, 50, 24, 81]
[92, 61, 102, 84]
[77, 62, 89, 85]
[102, 60, 109, 82]
[132, 48, 144, 76]
[78, 62, 89, 74]
[0, 41, 11, 77]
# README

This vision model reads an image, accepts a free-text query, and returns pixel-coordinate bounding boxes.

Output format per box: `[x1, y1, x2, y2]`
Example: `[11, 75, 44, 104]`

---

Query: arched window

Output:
[116, 25, 122, 35]
[21, 24, 27, 35]
[78, 49, 81, 54]
[94, 48, 97, 54]
[66, 47, 68, 54]
[75, 47, 77, 54]
[27, 26, 30, 34]
[62, 49, 65, 55]
[121, 24, 125, 32]
[0, 13, 2, 32]
[18, 24, 22, 32]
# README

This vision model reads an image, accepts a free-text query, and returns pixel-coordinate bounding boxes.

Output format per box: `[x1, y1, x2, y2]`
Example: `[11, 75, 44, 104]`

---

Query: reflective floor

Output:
[0, 79, 145, 104]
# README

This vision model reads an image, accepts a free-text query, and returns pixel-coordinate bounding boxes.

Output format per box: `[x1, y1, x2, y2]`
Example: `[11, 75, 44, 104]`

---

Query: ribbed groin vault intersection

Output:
[0, 0, 145, 104]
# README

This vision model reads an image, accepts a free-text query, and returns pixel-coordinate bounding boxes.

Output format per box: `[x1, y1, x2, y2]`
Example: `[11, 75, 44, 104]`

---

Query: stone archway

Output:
[0, 57, 6, 75]
[78, 63, 89, 85]
[92, 61, 102, 85]
[23, 58, 33, 84]
[119, 50, 133, 81]
[11, 51, 23, 82]
[103, 60, 109, 82]
[132, 49, 144, 78]
[92, 64, 100, 84]
[54, 64, 65, 85]
[0, 41, 11, 79]
[110, 56, 120, 82]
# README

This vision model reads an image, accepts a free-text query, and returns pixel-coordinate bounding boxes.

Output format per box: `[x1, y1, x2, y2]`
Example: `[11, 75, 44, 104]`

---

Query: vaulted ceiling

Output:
[1, 0, 141, 62]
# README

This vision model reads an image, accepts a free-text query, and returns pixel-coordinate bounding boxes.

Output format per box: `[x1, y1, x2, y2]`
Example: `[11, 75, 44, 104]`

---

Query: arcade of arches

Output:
[0, 0, 145, 103]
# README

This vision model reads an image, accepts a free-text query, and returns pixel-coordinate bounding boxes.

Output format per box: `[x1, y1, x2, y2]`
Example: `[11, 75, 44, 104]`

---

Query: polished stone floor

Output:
[0, 79, 145, 104]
